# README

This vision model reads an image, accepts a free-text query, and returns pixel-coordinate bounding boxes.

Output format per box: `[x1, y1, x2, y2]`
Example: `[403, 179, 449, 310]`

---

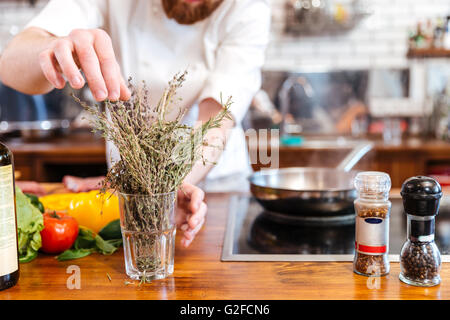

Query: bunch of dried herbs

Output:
[73, 72, 232, 278]
[74, 72, 231, 196]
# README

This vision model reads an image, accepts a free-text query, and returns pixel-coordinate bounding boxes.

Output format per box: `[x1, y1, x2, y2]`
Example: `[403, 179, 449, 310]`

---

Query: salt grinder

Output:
[399, 176, 443, 287]
[353, 171, 391, 277]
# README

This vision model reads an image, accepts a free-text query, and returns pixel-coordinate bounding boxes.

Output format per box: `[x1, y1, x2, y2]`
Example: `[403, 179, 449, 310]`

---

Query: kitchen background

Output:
[269, 0, 450, 70]
[3, 0, 448, 69]
[0, 0, 450, 188]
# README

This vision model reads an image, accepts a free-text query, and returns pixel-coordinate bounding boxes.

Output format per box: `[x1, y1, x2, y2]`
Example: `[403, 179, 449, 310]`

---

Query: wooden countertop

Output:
[2, 187, 450, 300]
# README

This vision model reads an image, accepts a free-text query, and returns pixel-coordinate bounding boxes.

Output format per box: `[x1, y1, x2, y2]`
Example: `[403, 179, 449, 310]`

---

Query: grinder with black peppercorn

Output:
[399, 176, 443, 287]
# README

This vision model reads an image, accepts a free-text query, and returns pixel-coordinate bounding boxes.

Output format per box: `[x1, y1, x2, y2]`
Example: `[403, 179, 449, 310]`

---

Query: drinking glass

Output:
[118, 192, 176, 281]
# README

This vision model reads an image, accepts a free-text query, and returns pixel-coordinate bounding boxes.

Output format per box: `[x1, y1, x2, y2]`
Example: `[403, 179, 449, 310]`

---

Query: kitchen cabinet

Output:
[4, 132, 450, 187]
[3, 131, 107, 182]
[249, 137, 450, 188]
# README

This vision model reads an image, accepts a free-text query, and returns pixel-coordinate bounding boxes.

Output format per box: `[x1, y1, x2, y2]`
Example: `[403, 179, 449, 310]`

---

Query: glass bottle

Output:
[353, 171, 391, 277]
[0, 141, 19, 291]
[399, 176, 442, 287]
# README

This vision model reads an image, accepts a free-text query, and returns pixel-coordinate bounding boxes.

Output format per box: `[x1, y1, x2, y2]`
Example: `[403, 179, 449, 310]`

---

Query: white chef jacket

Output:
[26, 0, 270, 189]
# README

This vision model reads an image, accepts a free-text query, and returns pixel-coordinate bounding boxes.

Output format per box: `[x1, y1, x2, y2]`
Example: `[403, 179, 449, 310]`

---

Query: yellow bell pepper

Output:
[39, 191, 120, 233]
[39, 193, 75, 212]
[68, 190, 119, 233]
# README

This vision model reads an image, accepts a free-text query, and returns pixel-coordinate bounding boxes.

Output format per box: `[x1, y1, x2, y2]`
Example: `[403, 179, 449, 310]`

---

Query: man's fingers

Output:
[92, 30, 120, 101]
[181, 238, 192, 248]
[71, 33, 107, 101]
[188, 201, 207, 230]
[75, 43, 107, 101]
[38, 49, 66, 89]
[180, 183, 205, 213]
[45, 29, 127, 101]
[53, 39, 85, 89]
[180, 203, 206, 248]
[182, 217, 205, 249]
[185, 217, 205, 239]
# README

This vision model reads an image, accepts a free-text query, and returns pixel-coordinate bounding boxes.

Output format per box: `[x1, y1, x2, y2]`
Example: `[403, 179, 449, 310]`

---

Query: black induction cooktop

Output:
[221, 195, 450, 262]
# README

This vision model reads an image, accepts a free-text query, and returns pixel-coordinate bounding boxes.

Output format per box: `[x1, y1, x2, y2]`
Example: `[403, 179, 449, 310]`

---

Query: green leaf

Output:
[73, 228, 96, 250]
[106, 239, 123, 247]
[98, 219, 122, 240]
[30, 230, 42, 252]
[24, 193, 45, 213]
[55, 226, 122, 261]
[16, 187, 44, 263]
[78, 227, 96, 239]
[19, 249, 38, 263]
[56, 248, 94, 261]
[94, 235, 118, 255]
[17, 231, 29, 254]
[74, 237, 96, 250]
[37, 202, 45, 214]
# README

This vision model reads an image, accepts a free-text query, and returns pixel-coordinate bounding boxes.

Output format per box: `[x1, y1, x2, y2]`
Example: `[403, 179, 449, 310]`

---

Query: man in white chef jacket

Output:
[0, 0, 271, 246]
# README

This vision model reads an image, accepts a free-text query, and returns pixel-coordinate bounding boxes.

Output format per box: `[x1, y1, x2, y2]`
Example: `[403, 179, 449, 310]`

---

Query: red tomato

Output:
[40, 211, 79, 254]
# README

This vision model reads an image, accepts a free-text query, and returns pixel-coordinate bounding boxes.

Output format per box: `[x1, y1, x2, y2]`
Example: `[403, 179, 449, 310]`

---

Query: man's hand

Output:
[176, 182, 207, 248]
[38, 28, 130, 101]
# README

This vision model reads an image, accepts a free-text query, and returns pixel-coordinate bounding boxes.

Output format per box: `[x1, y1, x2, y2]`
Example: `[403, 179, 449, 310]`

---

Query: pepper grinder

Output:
[399, 176, 443, 287]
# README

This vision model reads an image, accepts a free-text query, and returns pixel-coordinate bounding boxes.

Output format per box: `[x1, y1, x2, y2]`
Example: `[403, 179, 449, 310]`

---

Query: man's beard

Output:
[161, 0, 223, 25]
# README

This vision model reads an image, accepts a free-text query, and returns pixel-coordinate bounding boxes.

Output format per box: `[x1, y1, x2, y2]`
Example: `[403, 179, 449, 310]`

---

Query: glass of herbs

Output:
[119, 192, 176, 280]
[73, 72, 232, 282]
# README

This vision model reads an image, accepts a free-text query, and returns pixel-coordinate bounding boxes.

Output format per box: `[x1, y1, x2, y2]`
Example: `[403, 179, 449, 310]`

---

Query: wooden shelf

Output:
[407, 47, 450, 58]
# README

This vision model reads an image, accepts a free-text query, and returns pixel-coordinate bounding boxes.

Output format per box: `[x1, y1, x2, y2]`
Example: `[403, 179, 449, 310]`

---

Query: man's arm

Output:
[184, 98, 234, 185]
[0, 28, 56, 95]
[0, 27, 130, 101]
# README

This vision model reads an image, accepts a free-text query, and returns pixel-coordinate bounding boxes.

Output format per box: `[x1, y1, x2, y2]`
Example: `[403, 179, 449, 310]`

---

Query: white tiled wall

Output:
[0, 0, 48, 53]
[266, 0, 450, 71]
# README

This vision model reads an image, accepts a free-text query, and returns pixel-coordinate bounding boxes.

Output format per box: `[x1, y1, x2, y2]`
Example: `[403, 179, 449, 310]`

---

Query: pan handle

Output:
[335, 141, 374, 172]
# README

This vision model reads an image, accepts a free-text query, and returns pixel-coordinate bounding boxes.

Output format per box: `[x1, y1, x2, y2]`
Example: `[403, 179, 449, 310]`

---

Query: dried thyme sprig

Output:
[72, 71, 232, 196]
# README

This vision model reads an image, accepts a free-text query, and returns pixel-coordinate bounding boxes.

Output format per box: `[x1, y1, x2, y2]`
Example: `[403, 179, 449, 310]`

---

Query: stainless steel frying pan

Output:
[249, 142, 373, 217]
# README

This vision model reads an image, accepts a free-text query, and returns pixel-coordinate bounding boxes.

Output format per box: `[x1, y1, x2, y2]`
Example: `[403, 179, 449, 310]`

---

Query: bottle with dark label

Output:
[0, 142, 19, 291]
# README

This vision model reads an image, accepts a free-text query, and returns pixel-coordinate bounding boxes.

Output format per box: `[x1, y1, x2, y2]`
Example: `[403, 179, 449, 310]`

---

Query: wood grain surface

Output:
[1, 191, 450, 300]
